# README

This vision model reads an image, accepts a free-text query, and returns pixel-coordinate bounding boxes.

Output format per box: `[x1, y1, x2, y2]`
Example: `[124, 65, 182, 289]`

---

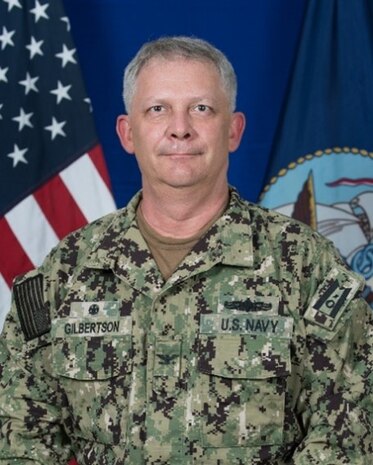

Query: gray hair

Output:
[122, 36, 237, 113]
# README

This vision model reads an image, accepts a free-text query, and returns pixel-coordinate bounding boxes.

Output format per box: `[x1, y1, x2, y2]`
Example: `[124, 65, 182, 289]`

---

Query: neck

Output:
[140, 182, 229, 238]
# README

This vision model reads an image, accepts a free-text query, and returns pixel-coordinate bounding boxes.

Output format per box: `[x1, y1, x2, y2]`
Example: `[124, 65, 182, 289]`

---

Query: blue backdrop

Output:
[62, 0, 306, 208]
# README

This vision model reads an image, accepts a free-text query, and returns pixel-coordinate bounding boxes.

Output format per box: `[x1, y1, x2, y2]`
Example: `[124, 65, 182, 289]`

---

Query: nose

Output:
[167, 110, 194, 140]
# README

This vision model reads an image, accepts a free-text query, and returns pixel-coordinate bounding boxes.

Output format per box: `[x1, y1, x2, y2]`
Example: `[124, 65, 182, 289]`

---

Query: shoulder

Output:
[6, 194, 140, 344]
[232, 191, 366, 325]
[4, 210, 120, 342]
[49, 209, 122, 268]
[234, 191, 332, 256]
[40, 190, 141, 274]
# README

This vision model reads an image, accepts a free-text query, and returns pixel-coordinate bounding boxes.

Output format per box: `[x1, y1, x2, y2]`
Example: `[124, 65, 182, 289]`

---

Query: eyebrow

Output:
[141, 95, 221, 106]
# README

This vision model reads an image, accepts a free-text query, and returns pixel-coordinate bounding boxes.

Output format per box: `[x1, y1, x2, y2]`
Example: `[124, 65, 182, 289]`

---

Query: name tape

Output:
[52, 316, 132, 337]
[200, 314, 293, 339]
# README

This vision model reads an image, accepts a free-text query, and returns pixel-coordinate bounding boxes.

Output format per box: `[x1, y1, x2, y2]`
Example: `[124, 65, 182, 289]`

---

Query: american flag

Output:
[0, 0, 116, 332]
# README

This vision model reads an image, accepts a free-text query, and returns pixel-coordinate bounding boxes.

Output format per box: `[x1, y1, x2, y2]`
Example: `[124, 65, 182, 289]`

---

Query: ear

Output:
[116, 115, 135, 154]
[228, 112, 246, 153]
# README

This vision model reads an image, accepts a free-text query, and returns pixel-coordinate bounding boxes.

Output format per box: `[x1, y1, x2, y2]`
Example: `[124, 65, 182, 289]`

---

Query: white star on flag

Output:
[7, 144, 28, 167]
[44, 116, 66, 140]
[0, 103, 3, 119]
[55, 44, 77, 67]
[19, 72, 39, 94]
[12, 108, 33, 130]
[50, 81, 72, 103]
[0, 66, 8, 83]
[0, 26, 15, 50]
[30, 0, 49, 22]
[60, 16, 70, 32]
[84, 97, 93, 112]
[26, 36, 44, 58]
[3, 0, 22, 11]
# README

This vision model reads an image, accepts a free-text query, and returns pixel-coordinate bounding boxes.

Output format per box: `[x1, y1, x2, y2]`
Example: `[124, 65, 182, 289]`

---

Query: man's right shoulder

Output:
[5, 206, 131, 346]
[46, 209, 122, 271]
[12, 203, 132, 298]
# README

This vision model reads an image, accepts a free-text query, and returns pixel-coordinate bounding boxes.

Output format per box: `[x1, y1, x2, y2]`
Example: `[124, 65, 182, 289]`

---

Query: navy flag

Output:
[260, 0, 373, 308]
[0, 0, 116, 330]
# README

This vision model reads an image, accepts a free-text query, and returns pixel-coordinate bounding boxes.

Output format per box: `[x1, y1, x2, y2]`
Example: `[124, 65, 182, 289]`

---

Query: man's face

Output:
[117, 58, 245, 193]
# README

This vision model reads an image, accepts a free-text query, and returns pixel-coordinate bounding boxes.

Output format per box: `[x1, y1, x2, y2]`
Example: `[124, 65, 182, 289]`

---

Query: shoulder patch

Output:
[13, 274, 50, 341]
[304, 266, 363, 339]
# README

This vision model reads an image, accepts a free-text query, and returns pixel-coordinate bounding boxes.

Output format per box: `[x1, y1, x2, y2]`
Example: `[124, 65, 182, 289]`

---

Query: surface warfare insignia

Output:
[305, 266, 363, 334]
[224, 296, 279, 315]
[225, 299, 272, 313]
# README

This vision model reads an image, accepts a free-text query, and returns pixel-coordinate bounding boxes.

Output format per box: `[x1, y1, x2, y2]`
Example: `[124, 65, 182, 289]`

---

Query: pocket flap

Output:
[51, 316, 132, 380]
[198, 334, 290, 379]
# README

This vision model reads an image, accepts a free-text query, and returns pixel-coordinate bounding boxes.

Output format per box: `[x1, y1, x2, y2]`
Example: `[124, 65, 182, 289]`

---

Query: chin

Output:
[166, 181, 199, 189]
[162, 173, 205, 189]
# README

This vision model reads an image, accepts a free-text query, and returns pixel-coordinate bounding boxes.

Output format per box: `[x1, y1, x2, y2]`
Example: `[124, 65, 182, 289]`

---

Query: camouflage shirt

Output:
[0, 189, 372, 465]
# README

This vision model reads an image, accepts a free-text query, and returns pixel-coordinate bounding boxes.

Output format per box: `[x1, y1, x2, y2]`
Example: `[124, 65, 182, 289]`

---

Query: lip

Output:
[161, 152, 203, 157]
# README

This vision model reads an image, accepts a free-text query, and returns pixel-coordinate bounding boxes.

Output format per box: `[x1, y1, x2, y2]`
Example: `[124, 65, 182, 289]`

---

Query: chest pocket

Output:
[197, 332, 291, 448]
[51, 316, 133, 445]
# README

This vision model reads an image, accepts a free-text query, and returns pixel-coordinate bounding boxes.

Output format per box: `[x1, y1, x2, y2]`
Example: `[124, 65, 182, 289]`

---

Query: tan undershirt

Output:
[136, 200, 228, 280]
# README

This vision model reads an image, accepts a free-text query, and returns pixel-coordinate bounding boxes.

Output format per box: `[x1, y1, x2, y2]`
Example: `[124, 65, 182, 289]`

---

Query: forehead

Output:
[139, 55, 218, 72]
[135, 57, 224, 94]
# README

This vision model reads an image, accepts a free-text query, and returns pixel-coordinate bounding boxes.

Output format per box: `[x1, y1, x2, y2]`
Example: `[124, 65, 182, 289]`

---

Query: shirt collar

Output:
[83, 187, 254, 295]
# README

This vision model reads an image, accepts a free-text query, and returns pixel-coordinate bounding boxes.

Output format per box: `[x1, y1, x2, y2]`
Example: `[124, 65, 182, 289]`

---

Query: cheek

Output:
[209, 124, 231, 150]
[135, 125, 164, 150]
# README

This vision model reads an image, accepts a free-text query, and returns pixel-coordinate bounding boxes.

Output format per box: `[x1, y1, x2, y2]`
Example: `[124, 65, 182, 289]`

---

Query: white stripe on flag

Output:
[0, 273, 11, 333]
[5, 195, 59, 267]
[60, 153, 116, 222]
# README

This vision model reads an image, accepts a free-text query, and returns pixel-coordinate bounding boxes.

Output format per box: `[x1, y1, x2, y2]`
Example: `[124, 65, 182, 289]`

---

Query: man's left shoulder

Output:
[237, 195, 325, 248]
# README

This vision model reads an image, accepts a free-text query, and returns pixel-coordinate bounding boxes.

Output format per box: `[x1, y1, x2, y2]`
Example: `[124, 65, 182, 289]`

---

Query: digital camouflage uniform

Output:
[0, 189, 372, 465]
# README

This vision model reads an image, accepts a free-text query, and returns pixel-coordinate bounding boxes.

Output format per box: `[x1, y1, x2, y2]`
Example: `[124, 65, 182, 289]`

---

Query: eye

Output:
[193, 104, 214, 115]
[148, 105, 164, 113]
[196, 104, 208, 112]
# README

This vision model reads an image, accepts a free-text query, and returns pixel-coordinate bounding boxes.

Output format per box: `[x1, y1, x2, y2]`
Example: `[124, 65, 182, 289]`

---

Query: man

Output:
[0, 36, 372, 465]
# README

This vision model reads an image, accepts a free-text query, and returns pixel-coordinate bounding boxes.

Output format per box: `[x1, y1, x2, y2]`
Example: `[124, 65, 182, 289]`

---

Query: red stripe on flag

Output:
[34, 174, 88, 239]
[0, 217, 34, 287]
[88, 144, 112, 191]
[326, 177, 373, 187]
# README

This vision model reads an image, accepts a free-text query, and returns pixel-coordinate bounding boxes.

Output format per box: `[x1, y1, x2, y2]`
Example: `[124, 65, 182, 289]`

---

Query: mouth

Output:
[162, 152, 202, 157]
[160, 149, 204, 157]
